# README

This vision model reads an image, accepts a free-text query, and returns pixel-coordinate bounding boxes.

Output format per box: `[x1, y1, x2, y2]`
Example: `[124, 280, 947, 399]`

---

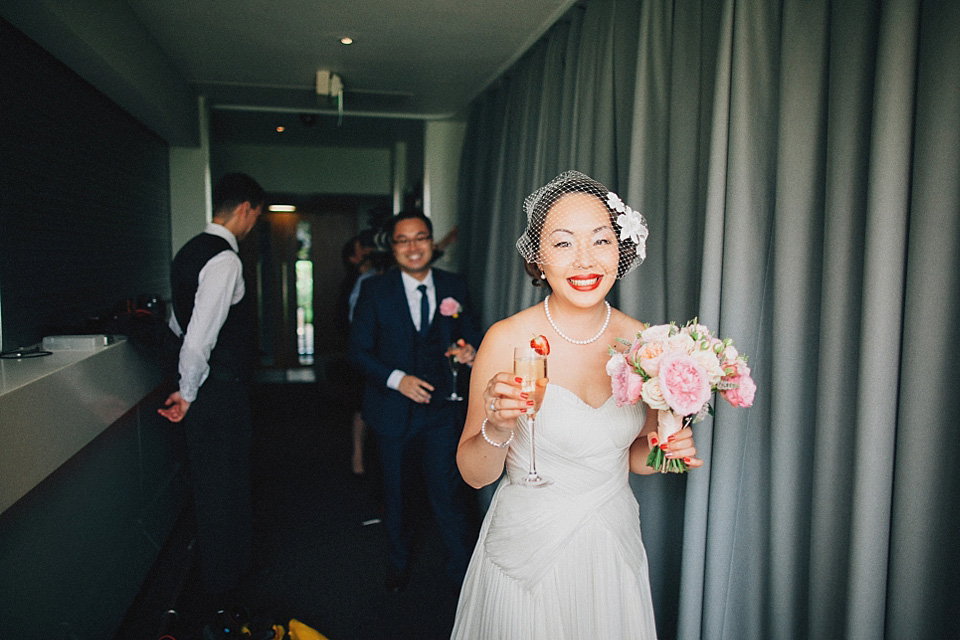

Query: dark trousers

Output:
[183, 375, 253, 595]
[378, 409, 471, 584]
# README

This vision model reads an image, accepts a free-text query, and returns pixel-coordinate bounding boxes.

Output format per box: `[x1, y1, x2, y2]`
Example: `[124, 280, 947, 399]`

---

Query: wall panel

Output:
[0, 19, 171, 351]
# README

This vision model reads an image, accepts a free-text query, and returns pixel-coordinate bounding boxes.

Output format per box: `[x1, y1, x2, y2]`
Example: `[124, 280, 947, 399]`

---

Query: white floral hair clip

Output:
[606, 192, 648, 261]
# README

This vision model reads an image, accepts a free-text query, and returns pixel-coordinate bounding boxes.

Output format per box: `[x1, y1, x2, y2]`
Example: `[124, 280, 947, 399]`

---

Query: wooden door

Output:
[243, 196, 387, 371]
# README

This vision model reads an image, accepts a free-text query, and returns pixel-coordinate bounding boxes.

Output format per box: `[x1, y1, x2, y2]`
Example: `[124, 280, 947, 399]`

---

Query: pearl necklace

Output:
[543, 295, 611, 345]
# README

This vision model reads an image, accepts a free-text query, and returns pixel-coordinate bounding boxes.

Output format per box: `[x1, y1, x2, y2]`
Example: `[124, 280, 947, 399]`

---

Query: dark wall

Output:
[0, 18, 172, 351]
[0, 19, 188, 639]
[0, 385, 188, 640]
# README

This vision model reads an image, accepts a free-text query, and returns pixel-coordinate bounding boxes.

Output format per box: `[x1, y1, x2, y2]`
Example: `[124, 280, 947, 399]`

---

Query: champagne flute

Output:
[513, 346, 550, 487]
[445, 342, 464, 401]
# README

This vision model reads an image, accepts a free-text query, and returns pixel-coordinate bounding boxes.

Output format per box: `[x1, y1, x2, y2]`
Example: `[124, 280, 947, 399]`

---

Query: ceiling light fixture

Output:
[276, 125, 285, 132]
[340, 36, 353, 45]
[269, 205, 296, 212]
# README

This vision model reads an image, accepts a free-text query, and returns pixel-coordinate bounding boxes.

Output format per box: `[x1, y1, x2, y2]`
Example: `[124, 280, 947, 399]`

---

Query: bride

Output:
[452, 171, 701, 639]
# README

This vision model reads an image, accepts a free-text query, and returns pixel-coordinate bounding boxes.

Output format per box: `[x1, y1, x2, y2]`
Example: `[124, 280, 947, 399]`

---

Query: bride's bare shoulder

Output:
[610, 307, 646, 340]
[480, 304, 543, 350]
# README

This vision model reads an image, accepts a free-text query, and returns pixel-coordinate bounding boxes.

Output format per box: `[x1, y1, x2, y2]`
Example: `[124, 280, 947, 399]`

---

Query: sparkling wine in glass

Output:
[513, 346, 550, 487]
[445, 343, 464, 401]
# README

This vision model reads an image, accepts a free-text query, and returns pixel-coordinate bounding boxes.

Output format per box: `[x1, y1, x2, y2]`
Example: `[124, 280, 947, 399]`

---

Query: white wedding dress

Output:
[451, 384, 658, 639]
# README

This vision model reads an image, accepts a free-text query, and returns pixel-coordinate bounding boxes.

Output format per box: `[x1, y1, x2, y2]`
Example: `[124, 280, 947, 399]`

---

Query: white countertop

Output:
[0, 338, 165, 513]
[1, 345, 105, 396]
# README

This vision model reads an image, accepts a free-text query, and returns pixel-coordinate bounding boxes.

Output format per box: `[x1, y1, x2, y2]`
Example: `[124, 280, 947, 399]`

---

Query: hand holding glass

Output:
[445, 343, 464, 401]
[513, 346, 550, 487]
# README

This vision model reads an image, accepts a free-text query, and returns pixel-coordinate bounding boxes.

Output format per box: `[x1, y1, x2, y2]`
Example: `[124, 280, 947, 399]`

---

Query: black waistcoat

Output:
[171, 232, 254, 379]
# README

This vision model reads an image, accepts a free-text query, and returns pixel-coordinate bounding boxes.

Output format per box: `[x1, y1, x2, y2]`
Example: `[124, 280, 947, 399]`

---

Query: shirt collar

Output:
[400, 269, 434, 295]
[206, 222, 239, 252]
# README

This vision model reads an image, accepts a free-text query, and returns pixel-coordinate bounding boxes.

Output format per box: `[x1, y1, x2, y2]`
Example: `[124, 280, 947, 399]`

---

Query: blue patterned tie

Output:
[418, 284, 430, 337]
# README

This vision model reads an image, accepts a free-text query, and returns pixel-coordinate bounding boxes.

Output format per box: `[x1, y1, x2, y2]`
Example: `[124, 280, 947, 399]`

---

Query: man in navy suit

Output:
[349, 209, 483, 592]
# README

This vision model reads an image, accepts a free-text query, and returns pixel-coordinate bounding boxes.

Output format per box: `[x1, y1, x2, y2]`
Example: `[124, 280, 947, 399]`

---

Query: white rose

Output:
[666, 333, 696, 355]
[640, 376, 670, 410]
[692, 349, 725, 386]
[640, 323, 672, 343]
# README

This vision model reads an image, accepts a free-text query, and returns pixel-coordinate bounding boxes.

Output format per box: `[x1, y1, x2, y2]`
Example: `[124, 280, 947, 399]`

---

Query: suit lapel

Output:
[387, 269, 418, 338]
[429, 270, 454, 339]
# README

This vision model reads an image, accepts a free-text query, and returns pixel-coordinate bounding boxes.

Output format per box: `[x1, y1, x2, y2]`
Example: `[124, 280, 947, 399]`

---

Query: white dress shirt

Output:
[168, 223, 245, 402]
[386, 269, 435, 390]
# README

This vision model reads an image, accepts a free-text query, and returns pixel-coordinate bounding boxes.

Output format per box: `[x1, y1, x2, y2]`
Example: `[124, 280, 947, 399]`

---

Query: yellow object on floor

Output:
[288, 618, 329, 640]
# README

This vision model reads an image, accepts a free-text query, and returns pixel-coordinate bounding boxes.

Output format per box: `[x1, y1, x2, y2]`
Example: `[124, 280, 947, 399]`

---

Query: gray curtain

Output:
[456, 0, 960, 638]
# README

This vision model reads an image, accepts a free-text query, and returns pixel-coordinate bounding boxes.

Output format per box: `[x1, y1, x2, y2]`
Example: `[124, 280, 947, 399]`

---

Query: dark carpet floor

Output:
[172, 377, 476, 640]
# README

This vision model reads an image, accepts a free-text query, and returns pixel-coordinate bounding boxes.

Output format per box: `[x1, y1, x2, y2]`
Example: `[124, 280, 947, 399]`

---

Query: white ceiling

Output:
[124, 0, 578, 120]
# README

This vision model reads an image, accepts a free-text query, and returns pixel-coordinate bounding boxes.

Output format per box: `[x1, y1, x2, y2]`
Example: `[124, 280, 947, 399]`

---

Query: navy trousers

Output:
[378, 404, 472, 584]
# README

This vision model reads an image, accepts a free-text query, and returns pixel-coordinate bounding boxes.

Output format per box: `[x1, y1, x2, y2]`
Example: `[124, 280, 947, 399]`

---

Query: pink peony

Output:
[610, 355, 644, 406]
[439, 297, 461, 317]
[658, 351, 711, 416]
[721, 361, 756, 408]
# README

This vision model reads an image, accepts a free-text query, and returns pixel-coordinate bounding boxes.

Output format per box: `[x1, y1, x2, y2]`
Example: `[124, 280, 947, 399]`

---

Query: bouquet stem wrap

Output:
[646, 410, 690, 473]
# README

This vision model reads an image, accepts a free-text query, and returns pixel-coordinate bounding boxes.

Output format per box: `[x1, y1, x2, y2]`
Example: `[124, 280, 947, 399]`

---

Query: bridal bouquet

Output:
[606, 319, 756, 473]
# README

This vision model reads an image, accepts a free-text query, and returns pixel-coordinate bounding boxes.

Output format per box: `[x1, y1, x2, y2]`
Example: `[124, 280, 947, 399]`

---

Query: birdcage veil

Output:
[516, 170, 648, 280]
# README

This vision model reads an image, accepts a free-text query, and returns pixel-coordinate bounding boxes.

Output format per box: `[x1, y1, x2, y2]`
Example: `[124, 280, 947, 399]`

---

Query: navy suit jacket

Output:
[348, 267, 484, 439]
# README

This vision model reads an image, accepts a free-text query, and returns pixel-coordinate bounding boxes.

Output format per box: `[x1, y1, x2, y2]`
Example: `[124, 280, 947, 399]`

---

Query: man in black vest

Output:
[349, 210, 483, 592]
[159, 172, 264, 599]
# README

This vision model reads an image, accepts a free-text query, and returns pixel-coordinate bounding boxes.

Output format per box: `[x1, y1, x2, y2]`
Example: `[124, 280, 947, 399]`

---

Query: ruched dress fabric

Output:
[451, 384, 657, 639]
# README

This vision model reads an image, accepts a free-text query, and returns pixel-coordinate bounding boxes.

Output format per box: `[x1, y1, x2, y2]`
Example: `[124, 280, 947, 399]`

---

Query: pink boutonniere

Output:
[439, 297, 462, 318]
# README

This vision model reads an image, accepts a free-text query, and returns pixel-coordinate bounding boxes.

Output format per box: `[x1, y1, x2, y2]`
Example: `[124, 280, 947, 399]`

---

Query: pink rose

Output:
[721, 360, 756, 408]
[633, 340, 666, 377]
[439, 297, 461, 317]
[658, 351, 711, 416]
[609, 354, 644, 406]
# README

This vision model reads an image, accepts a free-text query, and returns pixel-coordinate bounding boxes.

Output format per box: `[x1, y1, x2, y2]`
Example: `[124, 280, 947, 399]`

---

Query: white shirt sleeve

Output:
[176, 250, 245, 402]
[386, 369, 406, 390]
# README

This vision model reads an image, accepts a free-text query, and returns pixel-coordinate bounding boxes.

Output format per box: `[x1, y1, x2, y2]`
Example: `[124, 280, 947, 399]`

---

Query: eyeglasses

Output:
[392, 234, 432, 248]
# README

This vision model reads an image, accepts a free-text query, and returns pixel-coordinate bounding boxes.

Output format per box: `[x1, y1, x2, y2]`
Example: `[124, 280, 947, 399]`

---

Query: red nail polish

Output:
[683, 457, 691, 464]
[515, 377, 523, 383]
[521, 408, 528, 413]
[520, 393, 529, 399]
[667, 435, 675, 443]
[650, 437, 658, 446]
[660, 444, 668, 450]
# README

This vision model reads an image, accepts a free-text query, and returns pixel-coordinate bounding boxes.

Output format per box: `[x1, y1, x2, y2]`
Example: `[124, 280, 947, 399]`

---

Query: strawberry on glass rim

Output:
[530, 334, 550, 356]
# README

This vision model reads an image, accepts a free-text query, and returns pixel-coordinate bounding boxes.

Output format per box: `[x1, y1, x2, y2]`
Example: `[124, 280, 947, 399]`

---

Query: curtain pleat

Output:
[455, 0, 960, 637]
[807, 2, 878, 638]
[846, 2, 919, 638]
[887, 1, 960, 638]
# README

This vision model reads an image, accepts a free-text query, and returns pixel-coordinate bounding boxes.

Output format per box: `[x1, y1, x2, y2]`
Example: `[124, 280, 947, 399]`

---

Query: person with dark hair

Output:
[158, 172, 264, 601]
[451, 171, 701, 638]
[336, 231, 378, 475]
[348, 209, 484, 592]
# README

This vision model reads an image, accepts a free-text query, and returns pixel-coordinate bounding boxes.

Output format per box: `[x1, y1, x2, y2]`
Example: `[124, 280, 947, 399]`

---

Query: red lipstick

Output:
[567, 274, 603, 291]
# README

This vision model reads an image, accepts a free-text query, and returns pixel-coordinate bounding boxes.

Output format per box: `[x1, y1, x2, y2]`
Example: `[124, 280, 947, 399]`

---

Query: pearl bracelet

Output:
[481, 419, 514, 448]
